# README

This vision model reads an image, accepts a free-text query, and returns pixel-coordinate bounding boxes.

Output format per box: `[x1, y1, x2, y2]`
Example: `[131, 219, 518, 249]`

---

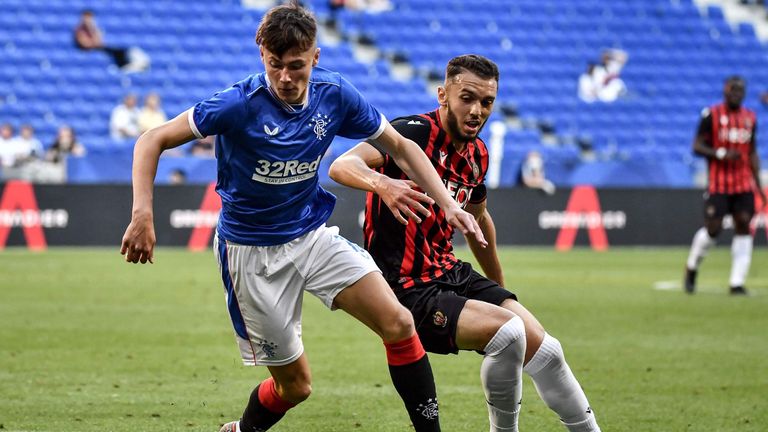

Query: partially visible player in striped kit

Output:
[685, 76, 766, 295]
[330, 55, 601, 432]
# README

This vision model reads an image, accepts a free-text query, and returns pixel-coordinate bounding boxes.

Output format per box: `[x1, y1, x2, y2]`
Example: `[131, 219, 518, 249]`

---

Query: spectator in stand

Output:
[189, 135, 215, 158]
[577, 63, 599, 103]
[0, 124, 42, 170]
[520, 150, 555, 195]
[0, 123, 17, 169]
[16, 125, 44, 159]
[592, 49, 628, 102]
[168, 168, 187, 185]
[46, 125, 87, 164]
[110, 94, 141, 140]
[74, 9, 150, 72]
[138, 92, 168, 134]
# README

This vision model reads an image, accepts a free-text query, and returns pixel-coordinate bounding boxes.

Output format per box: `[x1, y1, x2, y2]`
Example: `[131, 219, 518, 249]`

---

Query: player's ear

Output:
[437, 86, 447, 106]
[312, 47, 320, 67]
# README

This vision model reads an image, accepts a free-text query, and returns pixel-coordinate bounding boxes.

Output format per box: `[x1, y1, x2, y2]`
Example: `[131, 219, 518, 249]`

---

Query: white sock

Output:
[523, 334, 600, 432]
[686, 227, 715, 270]
[480, 316, 526, 432]
[729, 235, 753, 287]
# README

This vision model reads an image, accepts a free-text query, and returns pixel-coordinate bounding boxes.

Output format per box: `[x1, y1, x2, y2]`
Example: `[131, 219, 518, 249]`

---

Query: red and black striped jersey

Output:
[363, 110, 489, 289]
[697, 103, 758, 194]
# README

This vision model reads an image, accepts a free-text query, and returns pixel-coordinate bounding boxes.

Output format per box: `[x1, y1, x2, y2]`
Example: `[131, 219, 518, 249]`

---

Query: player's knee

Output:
[484, 316, 526, 358]
[733, 214, 752, 234]
[379, 305, 415, 342]
[706, 225, 722, 238]
[278, 378, 312, 404]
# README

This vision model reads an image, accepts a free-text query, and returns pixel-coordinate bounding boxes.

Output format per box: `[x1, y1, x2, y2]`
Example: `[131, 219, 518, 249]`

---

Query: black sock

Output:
[239, 385, 285, 432]
[388, 355, 441, 432]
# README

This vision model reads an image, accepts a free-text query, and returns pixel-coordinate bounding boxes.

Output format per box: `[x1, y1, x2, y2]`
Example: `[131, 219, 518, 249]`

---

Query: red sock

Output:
[384, 333, 427, 366]
[257, 377, 296, 414]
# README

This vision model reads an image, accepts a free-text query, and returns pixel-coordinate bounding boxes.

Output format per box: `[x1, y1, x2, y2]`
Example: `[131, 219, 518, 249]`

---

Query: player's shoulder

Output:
[390, 113, 434, 130]
[237, 73, 270, 97]
[309, 67, 343, 88]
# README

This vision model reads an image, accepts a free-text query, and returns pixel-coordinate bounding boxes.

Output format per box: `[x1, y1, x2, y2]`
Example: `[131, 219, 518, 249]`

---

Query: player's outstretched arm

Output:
[465, 201, 504, 286]
[120, 109, 197, 264]
[369, 122, 487, 246]
[329, 142, 434, 224]
[750, 144, 766, 206]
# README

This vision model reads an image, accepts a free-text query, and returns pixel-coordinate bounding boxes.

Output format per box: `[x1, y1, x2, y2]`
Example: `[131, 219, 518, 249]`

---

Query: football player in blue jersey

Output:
[120, 2, 487, 432]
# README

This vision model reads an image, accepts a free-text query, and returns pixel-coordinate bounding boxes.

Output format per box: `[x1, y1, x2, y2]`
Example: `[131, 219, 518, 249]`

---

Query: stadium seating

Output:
[1, 0, 766, 185]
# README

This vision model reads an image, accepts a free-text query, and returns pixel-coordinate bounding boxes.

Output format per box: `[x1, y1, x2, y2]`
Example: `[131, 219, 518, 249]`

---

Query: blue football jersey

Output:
[189, 67, 385, 246]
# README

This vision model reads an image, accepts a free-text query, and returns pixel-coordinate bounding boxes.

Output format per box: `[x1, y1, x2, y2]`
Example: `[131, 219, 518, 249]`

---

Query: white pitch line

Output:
[653, 280, 680, 291]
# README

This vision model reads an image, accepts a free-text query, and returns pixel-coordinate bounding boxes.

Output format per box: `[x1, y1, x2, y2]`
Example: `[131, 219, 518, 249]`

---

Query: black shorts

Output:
[704, 192, 755, 220]
[394, 262, 517, 355]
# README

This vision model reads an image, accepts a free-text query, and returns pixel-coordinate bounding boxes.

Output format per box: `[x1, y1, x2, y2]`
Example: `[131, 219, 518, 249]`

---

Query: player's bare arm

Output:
[369, 122, 487, 246]
[120, 109, 197, 264]
[464, 200, 504, 286]
[329, 142, 433, 224]
[749, 141, 766, 205]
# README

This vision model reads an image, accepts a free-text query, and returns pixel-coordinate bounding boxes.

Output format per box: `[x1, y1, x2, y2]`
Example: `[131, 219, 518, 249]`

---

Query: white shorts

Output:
[213, 225, 380, 366]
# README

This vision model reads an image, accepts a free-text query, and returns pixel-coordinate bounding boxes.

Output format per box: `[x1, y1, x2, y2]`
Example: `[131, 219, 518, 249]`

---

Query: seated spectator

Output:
[579, 49, 628, 103]
[519, 150, 555, 195]
[74, 9, 150, 72]
[16, 125, 44, 158]
[0, 124, 42, 169]
[138, 92, 168, 133]
[169, 168, 187, 185]
[592, 49, 628, 102]
[189, 135, 215, 158]
[46, 125, 87, 164]
[578, 63, 599, 103]
[110, 94, 141, 140]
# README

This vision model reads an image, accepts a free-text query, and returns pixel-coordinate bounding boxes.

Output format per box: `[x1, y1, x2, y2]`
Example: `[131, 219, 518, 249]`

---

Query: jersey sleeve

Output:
[696, 108, 713, 146]
[337, 75, 386, 140]
[189, 85, 247, 138]
[390, 116, 432, 151]
[469, 183, 487, 204]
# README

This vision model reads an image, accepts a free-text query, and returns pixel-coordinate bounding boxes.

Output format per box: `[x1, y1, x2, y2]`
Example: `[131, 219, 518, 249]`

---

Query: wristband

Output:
[715, 148, 727, 160]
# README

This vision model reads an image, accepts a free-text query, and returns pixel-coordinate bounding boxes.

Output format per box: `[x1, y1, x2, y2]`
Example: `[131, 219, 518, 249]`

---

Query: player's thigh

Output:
[455, 299, 517, 351]
[300, 226, 409, 340]
[499, 299, 545, 363]
[731, 192, 756, 233]
[334, 272, 413, 341]
[214, 234, 305, 366]
[704, 194, 727, 235]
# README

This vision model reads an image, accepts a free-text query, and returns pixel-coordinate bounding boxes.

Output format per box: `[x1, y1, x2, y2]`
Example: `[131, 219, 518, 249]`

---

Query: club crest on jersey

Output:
[433, 310, 448, 327]
[720, 115, 728, 126]
[471, 162, 480, 178]
[309, 112, 331, 140]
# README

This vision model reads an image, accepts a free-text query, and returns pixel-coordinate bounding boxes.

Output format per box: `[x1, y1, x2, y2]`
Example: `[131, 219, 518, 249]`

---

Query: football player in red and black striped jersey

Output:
[330, 55, 601, 432]
[685, 76, 765, 295]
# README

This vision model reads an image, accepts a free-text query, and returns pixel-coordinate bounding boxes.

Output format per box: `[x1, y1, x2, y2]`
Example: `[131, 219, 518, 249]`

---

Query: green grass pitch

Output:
[1, 246, 766, 431]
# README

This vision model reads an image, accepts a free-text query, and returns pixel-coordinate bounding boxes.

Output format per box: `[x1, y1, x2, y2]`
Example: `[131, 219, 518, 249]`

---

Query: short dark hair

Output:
[446, 54, 499, 82]
[255, 1, 317, 57]
[725, 75, 745, 87]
